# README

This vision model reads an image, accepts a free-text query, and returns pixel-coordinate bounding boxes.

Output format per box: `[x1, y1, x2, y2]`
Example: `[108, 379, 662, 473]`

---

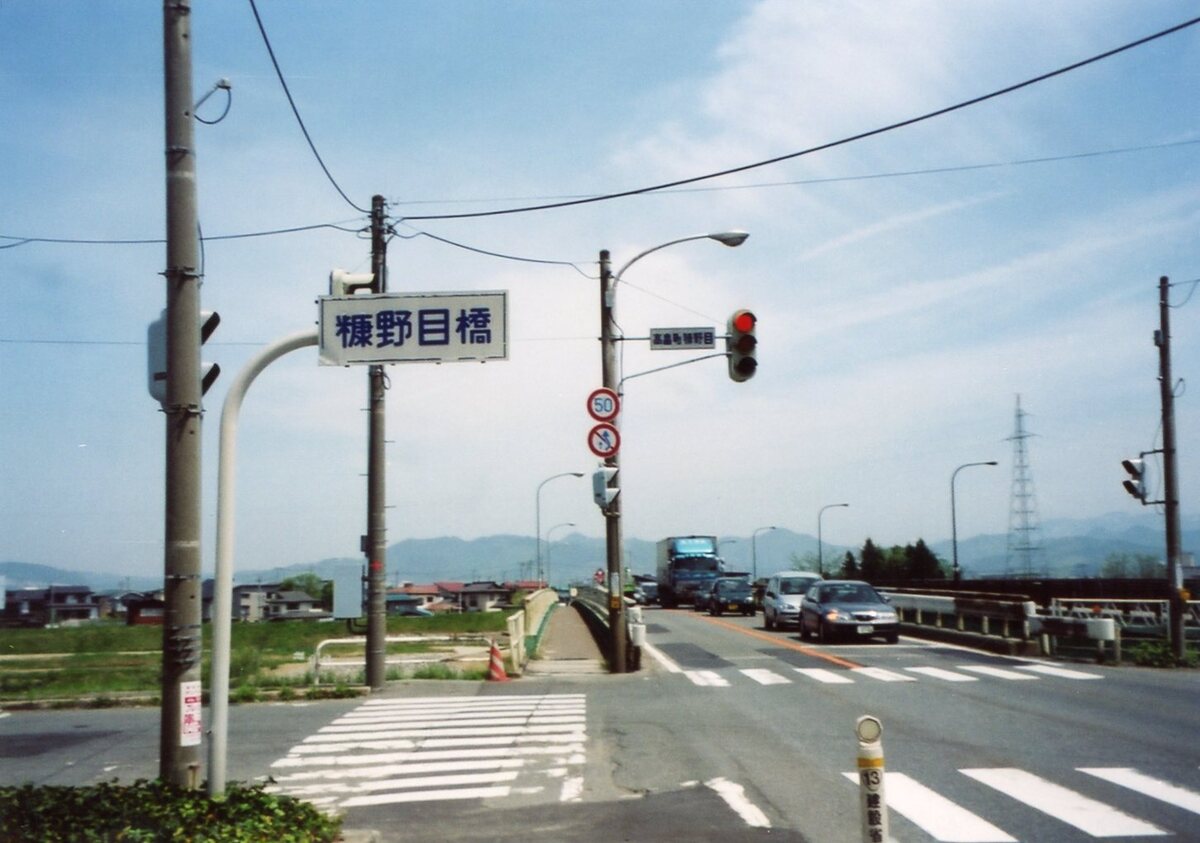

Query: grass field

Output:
[0, 613, 509, 703]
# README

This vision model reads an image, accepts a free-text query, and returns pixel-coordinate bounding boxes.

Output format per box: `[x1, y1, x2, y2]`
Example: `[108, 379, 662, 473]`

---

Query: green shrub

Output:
[0, 779, 341, 842]
[1129, 641, 1199, 668]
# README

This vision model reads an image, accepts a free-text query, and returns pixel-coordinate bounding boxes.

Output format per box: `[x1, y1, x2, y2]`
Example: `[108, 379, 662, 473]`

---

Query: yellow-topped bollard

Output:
[856, 716, 888, 843]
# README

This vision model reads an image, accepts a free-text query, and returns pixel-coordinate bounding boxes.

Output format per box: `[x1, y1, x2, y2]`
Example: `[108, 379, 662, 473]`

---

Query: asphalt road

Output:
[3, 610, 1199, 842]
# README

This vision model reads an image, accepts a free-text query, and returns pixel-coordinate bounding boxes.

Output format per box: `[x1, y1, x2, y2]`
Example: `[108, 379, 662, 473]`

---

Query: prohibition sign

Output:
[588, 422, 621, 458]
[587, 387, 620, 422]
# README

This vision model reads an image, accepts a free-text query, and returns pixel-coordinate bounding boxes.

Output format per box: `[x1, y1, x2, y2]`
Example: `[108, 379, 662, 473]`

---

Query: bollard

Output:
[856, 716, 888, 843]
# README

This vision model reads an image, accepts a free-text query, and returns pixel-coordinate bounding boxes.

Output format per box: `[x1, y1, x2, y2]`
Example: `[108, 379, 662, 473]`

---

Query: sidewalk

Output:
[524, 602, 607, 674]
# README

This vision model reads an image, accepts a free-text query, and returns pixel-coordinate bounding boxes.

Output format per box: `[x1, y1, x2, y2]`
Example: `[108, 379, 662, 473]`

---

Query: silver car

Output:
[800, 580, 900, 644]
[761, 571, 822, 630]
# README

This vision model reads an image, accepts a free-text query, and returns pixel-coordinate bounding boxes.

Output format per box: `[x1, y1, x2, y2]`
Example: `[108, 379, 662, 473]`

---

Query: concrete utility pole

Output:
[366, 195, 388, 690]
[599, 250, 627, 673]
[160, 0, 204, 788]
[1157, 275, 1186, 661]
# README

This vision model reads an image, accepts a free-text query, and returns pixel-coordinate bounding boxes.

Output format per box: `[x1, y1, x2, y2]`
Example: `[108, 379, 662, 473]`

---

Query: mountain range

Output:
[3, 512, 1196, 593]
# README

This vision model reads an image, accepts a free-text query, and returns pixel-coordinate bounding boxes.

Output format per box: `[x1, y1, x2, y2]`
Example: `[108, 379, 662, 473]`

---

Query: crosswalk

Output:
[840, 765, 1200, 841]
[265, 693, 587, 810]
[677, 662, 1102, 688]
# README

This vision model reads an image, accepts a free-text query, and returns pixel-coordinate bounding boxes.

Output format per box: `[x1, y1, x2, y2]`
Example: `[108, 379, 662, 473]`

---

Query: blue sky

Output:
[2, 1, 1198, 579]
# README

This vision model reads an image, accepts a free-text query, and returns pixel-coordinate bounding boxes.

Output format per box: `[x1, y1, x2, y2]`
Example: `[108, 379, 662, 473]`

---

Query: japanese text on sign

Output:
[649, 327, 716, 350]
[319, 291, 508, 365]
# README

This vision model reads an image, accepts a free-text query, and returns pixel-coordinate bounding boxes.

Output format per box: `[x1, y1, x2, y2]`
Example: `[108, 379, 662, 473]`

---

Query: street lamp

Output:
[817, 503, 849, 576]
[951, 461, 998, 582]
[599, 231, 749, 672]
[545, 521, 575, 588]
[536, 472, 583, 586]
[752, 526, 776, 581]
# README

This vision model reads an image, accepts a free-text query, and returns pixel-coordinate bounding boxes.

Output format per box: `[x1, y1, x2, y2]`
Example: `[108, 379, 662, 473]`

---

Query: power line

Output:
[0, 221, 365, 250]
[400, 15, 1200, 222]
[247, 0, 369, 214]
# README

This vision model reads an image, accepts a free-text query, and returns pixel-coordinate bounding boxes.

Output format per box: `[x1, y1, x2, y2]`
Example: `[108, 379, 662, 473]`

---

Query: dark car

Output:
[706, 577, 756, 617]
[800, 580, 899, 643]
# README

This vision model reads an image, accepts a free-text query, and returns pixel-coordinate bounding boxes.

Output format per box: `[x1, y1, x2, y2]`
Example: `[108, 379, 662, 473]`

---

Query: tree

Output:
[839, 551, 859, 579]
[904, 539, 944, 581]
[860, 539, 886, 582]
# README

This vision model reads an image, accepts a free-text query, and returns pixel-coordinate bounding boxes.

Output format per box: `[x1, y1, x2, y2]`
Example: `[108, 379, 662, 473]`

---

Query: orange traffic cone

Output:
[488, 640, 509, 682]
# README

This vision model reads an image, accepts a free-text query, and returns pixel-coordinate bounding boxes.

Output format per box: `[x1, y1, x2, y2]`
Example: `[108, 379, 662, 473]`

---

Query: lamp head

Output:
[710, 230, 749, 247]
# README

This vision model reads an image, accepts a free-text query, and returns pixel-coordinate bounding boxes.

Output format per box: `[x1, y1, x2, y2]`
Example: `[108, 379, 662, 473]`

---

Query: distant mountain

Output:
[4, 512, 1195, 593]
[0, 561, 160, 592]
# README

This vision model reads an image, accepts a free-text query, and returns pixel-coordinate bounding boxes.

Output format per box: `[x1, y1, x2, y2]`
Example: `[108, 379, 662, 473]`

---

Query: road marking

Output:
[841, 771, 1016, 842]
[906, 666, 978, 682]
[957, 664, 1039, 680]
[740, 668, 791, 685]
[685, 670, 730, 687]
[641, 641, 683, 673]
[962, 767, 1167, 837]
[1079, 767, 1200, 815]
[705, 777, 771, 828]
[1014, 664, 1103, 680]
[852, 666, 916, 682]
[268, 693, 586, 809]
[680, 611, 863, 669]
[793, 667, 854, 684]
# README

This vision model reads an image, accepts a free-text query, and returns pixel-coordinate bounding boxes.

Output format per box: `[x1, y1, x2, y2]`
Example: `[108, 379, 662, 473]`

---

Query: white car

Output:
[762, 571, 822, 630]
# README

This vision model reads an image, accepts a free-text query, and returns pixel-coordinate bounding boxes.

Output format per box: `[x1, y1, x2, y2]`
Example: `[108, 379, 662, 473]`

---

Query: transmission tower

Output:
[1005, 394, 1043, 576]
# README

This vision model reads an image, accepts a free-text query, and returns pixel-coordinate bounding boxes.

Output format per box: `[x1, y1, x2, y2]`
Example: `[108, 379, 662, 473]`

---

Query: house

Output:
[2, 585, 98, 626]
[232, 583, 279, 622]
[459, 581, 513, 613]
[266, 589, 323, 619]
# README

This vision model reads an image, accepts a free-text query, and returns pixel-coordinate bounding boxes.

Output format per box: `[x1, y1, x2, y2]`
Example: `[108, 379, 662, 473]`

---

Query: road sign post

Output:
[855, 716, 888, 843]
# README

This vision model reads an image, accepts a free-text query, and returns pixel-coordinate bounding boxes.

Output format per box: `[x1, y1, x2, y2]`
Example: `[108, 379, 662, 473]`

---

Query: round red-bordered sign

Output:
[586, 387, 620, 422]
[587, 422, 621, 458]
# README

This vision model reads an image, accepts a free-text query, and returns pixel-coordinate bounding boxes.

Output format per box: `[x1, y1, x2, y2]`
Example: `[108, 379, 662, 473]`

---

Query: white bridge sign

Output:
[319, 291, 508, 366]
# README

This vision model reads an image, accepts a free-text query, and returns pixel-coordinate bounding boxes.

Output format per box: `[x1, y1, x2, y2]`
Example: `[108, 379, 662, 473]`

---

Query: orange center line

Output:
[665, 609, 863, 669]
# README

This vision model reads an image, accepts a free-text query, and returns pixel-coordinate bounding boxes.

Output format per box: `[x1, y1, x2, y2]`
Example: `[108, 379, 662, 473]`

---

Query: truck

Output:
[656, 535, 724, 608]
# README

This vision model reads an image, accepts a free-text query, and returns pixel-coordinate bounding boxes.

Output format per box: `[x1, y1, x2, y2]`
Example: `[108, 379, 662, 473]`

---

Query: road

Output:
[3, 608, 1199, 841]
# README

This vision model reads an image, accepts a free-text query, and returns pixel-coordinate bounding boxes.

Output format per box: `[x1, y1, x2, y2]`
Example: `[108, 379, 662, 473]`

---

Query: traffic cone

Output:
[488, 639, 509, 682]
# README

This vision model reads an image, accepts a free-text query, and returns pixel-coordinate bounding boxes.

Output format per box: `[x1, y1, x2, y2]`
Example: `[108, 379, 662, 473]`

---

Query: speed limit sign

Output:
[586, 387, 620, 422]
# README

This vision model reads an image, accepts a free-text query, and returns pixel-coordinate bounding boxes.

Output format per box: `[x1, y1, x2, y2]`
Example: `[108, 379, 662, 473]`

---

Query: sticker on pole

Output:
[181, 680, 202, 747]
[587, 422, 620, 458]
[587, 387, 620, 422]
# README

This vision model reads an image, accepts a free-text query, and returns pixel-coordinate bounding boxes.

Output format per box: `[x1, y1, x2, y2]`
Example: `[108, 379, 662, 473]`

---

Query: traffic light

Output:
[147, 309, 221, 406]
[199, 310, 221, 396]
[329, 268, 376, 296]
[593, 465, 618, 510]
[726, 309, 757, 382]
[1121, 458, 1146, 503]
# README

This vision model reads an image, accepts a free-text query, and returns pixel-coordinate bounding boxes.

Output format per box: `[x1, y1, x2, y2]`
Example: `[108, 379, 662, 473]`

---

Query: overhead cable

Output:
[400, 15, 1200, 222]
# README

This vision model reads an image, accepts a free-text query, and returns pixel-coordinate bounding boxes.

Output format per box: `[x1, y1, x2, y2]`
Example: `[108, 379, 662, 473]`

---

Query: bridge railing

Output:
[571, 585, 643, 671]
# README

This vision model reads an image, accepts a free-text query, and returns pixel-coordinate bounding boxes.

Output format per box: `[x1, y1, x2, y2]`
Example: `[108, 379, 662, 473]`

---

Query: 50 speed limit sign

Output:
[586, 387, 620, 422]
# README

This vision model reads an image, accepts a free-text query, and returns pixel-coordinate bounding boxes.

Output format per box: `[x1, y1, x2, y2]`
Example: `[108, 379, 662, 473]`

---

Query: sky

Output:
[2, 1, 1199, 581]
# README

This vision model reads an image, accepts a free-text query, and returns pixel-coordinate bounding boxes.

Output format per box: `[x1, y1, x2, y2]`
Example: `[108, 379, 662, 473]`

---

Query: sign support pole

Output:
[599, 250, 627, 673]
[366, 195, 388, 690]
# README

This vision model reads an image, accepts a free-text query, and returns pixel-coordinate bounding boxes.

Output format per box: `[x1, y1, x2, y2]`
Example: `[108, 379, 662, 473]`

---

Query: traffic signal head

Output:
[593, 465, 618, 510]
[1121, 457, 1146, 502]
[146, 309, 221, 406]
[727, 309, 757, 382]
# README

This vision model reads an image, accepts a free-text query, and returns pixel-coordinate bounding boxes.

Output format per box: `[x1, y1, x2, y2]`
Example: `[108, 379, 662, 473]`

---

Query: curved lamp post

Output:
[599, 231, 749, 672]
[817, 503, 849, 576]
[536, 472, 583, 585]
[951, 461, 998, 582]
[545, 521, 575, 587]
[752, 526, 777, 581]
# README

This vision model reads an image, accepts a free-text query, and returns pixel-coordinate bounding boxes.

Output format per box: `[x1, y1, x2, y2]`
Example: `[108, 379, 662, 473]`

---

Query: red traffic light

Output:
[732, 311, 756, 333]
[727, 309, 758, 382]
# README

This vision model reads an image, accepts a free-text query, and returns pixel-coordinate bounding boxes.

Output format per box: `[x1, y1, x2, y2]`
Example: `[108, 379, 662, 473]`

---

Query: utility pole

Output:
[366, 195, 388, 690]
[1157, 275, 1186, 661]
[161, 0, 203, 787]
[599, 250, 627, 673]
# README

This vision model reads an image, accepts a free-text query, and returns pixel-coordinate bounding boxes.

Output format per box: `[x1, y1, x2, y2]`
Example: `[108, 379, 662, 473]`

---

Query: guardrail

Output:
[312, 634, 492, 684]
[571, 585, 643, 671]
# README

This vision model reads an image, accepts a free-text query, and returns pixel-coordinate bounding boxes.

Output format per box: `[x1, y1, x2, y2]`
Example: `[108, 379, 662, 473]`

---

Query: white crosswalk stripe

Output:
[842, 766, 1199, 840]
[740, 668, 791, 685]
[793, 667, 854, 684]
[851, 666, 917, 682]
[266, 693, 587, 809]
[685, 669, 730, 686]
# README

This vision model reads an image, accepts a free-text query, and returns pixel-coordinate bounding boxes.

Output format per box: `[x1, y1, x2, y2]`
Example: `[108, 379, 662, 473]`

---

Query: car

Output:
[637, 581, 659, 605]
[706, 577, 756, 617]
[692, 583, 712, 612]
[761, 570, 823, 630]
[800, 580, 900, 643]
